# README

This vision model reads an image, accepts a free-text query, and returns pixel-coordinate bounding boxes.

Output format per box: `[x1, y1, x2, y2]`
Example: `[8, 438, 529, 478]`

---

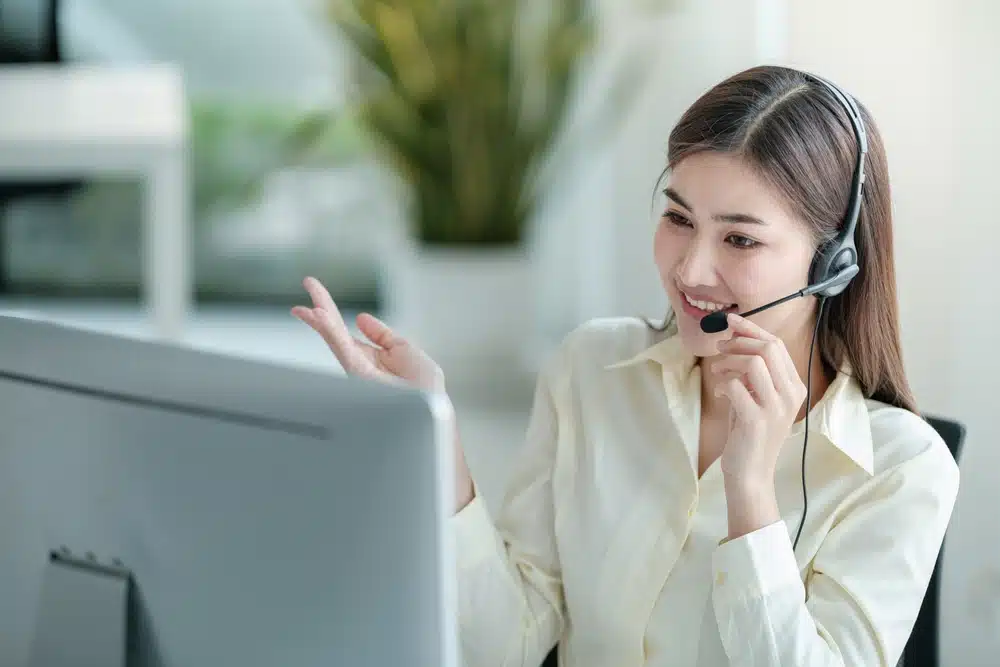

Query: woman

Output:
[293, 65, 959, 667]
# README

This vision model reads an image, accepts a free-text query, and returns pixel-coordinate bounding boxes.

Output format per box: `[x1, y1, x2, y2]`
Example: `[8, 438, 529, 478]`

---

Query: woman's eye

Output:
[663, 210, 691, 227]
[726, 234, 759, 249]
[663, 211, 759, 249]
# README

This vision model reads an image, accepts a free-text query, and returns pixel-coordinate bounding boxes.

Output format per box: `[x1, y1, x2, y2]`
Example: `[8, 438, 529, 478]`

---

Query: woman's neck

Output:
[700, 316, 831, 422]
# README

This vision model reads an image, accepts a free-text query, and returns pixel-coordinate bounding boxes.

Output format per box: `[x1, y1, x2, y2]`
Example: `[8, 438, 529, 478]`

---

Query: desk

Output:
[0, 64, 191, 340]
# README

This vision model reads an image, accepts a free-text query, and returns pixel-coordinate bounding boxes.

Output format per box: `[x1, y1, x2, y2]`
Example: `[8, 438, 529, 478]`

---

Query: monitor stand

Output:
[29, 547, 131, 667]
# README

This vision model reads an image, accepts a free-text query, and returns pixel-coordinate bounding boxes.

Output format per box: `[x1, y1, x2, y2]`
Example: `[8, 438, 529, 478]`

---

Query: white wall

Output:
[942, 0, 1000, 660]
[607, 0, 1000, 663]
[63, 0, 346, 105]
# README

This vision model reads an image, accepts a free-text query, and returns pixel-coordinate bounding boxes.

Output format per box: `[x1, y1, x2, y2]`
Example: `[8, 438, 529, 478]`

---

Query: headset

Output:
[793, 72, 868, 551]
[699, 71, 869, 551]
[804, 73, 869, 300]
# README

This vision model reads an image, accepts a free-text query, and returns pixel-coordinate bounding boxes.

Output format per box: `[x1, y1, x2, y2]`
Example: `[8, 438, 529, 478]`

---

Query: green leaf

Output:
[325, 0, 622, 245]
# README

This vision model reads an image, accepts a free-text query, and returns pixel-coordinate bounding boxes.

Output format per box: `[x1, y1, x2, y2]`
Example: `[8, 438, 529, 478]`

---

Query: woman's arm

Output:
[707, 313, 961, 665]
[711, 431, 959, 667]
[452, 346, 570, 667]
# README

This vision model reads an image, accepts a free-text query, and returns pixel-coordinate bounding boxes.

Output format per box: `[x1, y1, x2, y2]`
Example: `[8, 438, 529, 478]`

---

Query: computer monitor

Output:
[0, 312, 458, 667]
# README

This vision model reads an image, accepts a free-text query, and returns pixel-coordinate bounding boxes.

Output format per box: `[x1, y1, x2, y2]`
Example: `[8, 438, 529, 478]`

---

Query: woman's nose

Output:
[675, 237, 718, 287]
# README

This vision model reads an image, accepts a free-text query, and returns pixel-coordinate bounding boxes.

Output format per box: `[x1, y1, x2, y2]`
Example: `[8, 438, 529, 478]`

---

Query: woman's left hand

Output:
[710, 313, 808, 486]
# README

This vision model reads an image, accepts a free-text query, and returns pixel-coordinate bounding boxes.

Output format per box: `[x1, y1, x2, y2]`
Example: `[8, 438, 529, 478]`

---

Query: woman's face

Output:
[653, 151, 819, 358]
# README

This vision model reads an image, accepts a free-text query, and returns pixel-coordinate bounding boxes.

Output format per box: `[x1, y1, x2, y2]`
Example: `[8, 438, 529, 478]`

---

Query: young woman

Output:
[293, 65, 959, 667]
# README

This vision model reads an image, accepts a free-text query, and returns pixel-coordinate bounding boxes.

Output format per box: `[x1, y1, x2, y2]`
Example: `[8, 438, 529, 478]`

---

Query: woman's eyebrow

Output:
[663, 187, 768, 225]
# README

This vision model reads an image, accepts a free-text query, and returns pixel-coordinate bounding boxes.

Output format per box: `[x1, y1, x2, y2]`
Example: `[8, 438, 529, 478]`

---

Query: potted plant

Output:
[325, 0, 639, 386]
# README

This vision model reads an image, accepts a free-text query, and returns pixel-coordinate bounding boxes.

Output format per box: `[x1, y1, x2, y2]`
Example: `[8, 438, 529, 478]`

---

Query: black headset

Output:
[792, 72, 869, 551]
[803, 73, 868, 298]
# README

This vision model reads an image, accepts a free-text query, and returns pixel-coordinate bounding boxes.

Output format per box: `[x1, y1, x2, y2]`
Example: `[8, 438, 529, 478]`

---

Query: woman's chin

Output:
[675, 315, 724, 358]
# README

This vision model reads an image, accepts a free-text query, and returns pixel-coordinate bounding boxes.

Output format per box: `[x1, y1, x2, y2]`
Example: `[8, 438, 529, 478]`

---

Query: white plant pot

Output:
[379, 238, 536, 393]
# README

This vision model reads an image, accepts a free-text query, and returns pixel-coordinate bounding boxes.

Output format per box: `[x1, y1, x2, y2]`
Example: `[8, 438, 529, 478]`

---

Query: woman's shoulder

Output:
[864, 399, 960, 486]
[547, 315, 667, 373]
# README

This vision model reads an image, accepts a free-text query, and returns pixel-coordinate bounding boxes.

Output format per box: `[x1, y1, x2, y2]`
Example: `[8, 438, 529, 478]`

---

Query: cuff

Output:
[712, 521, 803, 604]
[451, 492, 505, 571]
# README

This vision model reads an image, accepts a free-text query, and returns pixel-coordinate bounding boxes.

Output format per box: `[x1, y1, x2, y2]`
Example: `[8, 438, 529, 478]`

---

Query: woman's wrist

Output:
[450, 413, 476, 514]
[453, 474, 475, 514]
[723, 471, 781, 541]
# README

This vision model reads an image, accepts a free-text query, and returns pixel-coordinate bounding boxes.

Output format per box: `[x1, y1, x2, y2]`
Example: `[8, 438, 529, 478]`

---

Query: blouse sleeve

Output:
[710, 431, 959, 667]
[451, 344, 571, 667]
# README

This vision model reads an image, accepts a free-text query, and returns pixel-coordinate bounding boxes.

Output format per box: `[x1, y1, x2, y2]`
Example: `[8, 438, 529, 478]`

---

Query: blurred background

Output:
[1, 0, 997, 663]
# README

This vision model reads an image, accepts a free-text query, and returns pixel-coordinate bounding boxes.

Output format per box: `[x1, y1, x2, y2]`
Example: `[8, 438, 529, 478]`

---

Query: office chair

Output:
[539, 415, 965, 667]
[898, 415, 965, 667]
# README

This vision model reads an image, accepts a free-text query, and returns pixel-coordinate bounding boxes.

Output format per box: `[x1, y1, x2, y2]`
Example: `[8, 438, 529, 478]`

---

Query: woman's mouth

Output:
[678, 290, 739, 320]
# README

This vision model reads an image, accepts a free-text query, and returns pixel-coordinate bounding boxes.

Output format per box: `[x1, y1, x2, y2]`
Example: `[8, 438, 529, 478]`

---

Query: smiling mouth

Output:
[680, 290, 738, 314]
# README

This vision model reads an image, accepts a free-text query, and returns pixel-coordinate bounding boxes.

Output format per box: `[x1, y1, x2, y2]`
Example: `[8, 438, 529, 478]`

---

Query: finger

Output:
[303, 276, 337, 312]
[298, 277, 357, 347]
[711, 355, 777, 406]
[716, 377, 760, 422]
[295, 276, 345, 332]
[291, 305, 332, 342]
[293, 304, 370, 373]
[724, 313, 778, 341]
[746, 354, 777, 407]
[726, 312, 802, 386]
[318, 312, 373, 372]
[344, 334, 384, 367]
[717, 336, 795, 396]
[345, 337, 414, 387]
[715, 368, 755, 399]
[710, 354, 758, 383]
[300, 279, 359, 348]
[356, 313, 404, 350]
[717, 337, 788, 379]
[291, 305, 317, 328]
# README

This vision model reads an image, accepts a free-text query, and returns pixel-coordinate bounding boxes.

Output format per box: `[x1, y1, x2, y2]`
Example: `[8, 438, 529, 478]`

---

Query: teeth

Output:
[684, 292, 733, 312]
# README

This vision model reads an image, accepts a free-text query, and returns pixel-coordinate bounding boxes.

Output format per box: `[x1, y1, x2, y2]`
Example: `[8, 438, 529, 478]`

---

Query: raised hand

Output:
[707, 312, 811, 540]
[292, 276, 476, 512]
[709, 312, 807, 484]
[291, 277, 445, 394]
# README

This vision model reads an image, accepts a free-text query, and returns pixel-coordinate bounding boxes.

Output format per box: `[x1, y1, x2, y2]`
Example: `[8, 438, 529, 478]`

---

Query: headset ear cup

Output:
[810, 243, 859, 298]
[809, 241, 835, 289]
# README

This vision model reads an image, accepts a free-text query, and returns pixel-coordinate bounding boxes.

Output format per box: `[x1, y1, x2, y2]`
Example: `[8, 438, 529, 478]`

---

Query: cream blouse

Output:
[452, 316, 959, 667]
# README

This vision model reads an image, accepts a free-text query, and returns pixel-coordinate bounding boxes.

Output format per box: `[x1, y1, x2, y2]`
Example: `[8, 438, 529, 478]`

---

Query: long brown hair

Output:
[651, 65, 916, 413]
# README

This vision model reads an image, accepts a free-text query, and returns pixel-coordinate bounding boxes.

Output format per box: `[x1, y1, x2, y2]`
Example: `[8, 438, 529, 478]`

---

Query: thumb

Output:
[356, 313, 404, 350]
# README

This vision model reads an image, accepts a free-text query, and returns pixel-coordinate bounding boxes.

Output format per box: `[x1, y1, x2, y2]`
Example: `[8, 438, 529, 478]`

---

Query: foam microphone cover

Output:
[700, 311, 729, 334]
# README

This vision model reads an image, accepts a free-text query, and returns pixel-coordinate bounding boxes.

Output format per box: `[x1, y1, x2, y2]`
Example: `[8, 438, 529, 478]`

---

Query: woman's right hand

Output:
[292, 276, 446, 394]
[291, 277, 476, 512]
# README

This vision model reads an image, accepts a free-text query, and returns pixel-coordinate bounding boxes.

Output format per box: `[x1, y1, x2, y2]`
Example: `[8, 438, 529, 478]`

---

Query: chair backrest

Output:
[924, 416, 966, 460]
[899, 415, 966, 667]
